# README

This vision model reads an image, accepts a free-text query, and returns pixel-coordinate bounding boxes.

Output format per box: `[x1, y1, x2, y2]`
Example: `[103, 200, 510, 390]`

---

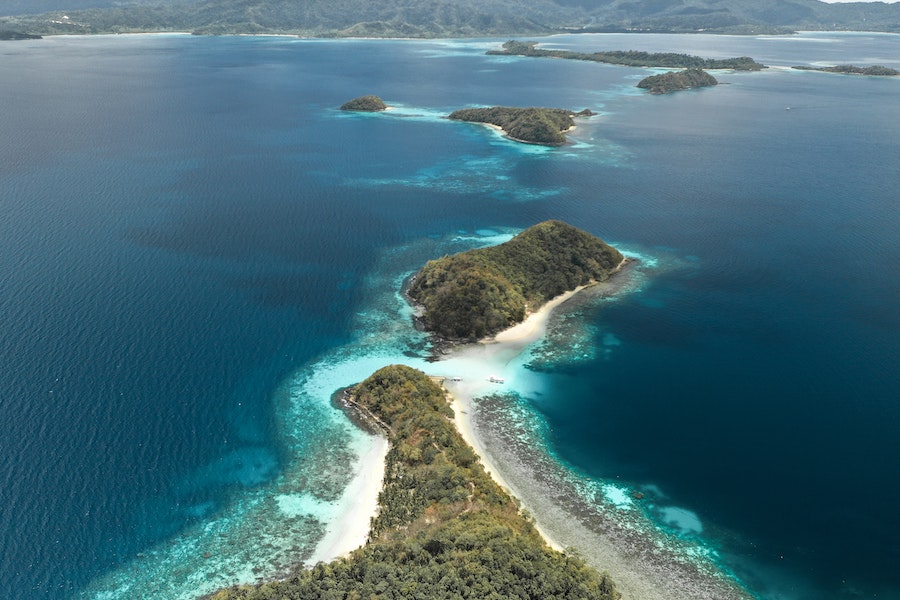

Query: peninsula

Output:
[210, 364, 619, 600]
[448, 107, 593, 146]
[407, 220, 623, 341]
[340, 95, 388, 111]
[637, 68, 718, 94]
[792, 64, 899, 76]
[488, 40, 765, 71]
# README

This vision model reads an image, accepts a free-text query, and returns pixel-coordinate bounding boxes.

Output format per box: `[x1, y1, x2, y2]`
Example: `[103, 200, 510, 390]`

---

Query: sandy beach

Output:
[312, 259, 750, 599]
[440, 264, 753, 600]
[306, 434, 389, 565]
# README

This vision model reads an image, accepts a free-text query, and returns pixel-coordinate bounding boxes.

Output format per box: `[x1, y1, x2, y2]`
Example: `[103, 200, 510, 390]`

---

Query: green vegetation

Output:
[408, 220, 623, 341]
[448, 107, 593, 146]
[488, 40, 765, 71]
[0, 30, 41, 39]
[637, 68, 718, 94]
[210, 365, 619, 600]
[340, 95, 388, 111]
[792, 64, 899, 76]
[4, 0, 900, 37]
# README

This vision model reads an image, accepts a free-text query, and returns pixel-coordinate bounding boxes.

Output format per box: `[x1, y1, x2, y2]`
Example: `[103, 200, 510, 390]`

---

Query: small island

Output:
[340, 95, 388, 111]
[448, 106, 593, 146]
[407, 220, 624, 341]
[637, 68, 718, 94]
[792, 64, 899, 76]
[211, 364, 619, 600]
[0, 31, 42, 40]
[488, 40, 765, 71]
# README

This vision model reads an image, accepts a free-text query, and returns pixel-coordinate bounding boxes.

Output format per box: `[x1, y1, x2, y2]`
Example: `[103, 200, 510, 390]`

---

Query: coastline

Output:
[437, 260, 754, 600]
[305, 433, 388, 565]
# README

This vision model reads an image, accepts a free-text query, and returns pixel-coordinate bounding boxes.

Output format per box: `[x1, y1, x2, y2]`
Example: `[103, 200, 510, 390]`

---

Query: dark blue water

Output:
[0, 32, 897, 599]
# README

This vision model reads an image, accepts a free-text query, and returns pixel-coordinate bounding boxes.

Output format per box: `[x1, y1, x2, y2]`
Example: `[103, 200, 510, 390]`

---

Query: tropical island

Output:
[210, 364, 619, 600]
[407, 220, 624, 341]
[448, 107, 593, 146]
[340, 95, 388, 111]
[637, 68, 718, 94]
[792, 64, 899, 76]
[0, 30, 41, 39]
[488, 40, 766, 71]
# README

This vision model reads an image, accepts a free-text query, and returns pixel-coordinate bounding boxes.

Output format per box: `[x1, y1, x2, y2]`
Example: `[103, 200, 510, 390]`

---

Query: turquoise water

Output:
[0, 32, 897, 599]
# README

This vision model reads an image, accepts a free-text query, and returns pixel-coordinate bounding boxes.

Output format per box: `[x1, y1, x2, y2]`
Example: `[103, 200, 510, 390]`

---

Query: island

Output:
[448, 106, 593, 146]
[407, 220, 624, 341]
[210, 364, 619, 600]
[0, 30, 41, 40]
[637, 68, 718, 94]
[488, 40, 766, 71]
[340, 95, 388, 111]
[792, 64, 899, 76]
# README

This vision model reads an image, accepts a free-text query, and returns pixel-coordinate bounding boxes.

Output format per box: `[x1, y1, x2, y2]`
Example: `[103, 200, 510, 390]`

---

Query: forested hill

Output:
[408, 220, 623, 341]
[3, 0, 900, 36]
[210, 365, 620, 600]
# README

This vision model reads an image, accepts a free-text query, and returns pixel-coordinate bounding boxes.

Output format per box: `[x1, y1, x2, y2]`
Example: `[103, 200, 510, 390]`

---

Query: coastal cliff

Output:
[210, 365, 618, 600]
[407, 220, 623, 341]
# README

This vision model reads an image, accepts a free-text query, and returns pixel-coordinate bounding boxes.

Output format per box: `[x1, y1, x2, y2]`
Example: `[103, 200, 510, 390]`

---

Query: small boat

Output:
[488, 375, 505, 384]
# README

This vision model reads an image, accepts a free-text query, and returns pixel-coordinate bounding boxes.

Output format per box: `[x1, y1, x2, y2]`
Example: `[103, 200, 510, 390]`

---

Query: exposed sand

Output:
[306, 434, 389, 565]
[441, 268, 753, 600]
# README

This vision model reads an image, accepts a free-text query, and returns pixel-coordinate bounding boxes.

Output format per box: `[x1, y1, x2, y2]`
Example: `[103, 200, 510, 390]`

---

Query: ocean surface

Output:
[0, 32, 897, 600]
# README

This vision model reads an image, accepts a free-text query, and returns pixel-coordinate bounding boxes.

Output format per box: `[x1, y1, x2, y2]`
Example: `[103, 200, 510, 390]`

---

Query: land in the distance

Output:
[792, 64, 899, 76]
[637, 68, 718, 94]
[340, 95, 388, 111]
[448, 106, 593, 146]
[3, 0, 900, 37]
[407, 220, 623, 341]
[209, 364, 619, 600]
[489, 40, 766, 70]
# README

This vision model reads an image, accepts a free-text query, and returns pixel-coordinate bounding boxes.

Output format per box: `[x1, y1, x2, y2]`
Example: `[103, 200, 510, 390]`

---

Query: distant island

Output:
[0, 30, 41, 40]
[637, 68, 718, 94]
[407, 220, 624, 341]
[792, 64, 899, 76]
[210, 364, 619, 600]
[340, 95, 388, 111]
[488, 40, 766, 71]
[448, 106, 593, 146]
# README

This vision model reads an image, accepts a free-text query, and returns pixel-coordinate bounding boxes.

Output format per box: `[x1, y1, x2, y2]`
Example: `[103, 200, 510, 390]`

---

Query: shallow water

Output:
[0, 32, 897, 600]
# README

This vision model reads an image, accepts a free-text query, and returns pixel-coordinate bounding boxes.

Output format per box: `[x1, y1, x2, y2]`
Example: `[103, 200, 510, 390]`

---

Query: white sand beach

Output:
[306, 434, 389, 565]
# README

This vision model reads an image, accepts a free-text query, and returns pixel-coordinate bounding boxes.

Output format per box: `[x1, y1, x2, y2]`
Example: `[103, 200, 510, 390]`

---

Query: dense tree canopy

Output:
[408, 221, 623, 340]
[210, 365, 619, 600]
[637, 68, 718, 94]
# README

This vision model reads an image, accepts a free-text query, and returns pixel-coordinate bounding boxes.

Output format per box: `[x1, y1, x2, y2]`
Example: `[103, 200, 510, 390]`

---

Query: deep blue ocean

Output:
[0, 32, 897, 600]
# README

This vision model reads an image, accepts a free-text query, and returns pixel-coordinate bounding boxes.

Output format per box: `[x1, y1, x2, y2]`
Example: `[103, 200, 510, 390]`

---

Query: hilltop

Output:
[407, 221, 623, 341]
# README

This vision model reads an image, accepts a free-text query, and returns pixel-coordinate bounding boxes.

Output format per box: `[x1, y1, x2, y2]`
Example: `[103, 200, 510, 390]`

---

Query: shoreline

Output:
[305, 433, 388, 565]
[438, 259, 754, 600]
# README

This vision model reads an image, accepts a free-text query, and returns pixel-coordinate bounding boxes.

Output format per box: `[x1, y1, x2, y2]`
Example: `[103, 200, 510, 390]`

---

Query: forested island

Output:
[488, 40, 765, 70]
[407, 220, 623, 341]
[792, 64, 899, 76]
[210, 364, 619, 600]
[340, 95, 388, 111]
[637, 69, 718, 94]
[0, 30, 41, 39]
[448, 107, 593, 146]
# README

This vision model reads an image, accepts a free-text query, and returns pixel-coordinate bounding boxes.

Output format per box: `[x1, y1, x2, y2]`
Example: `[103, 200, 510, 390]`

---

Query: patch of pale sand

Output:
[306, 434, 389, 565]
